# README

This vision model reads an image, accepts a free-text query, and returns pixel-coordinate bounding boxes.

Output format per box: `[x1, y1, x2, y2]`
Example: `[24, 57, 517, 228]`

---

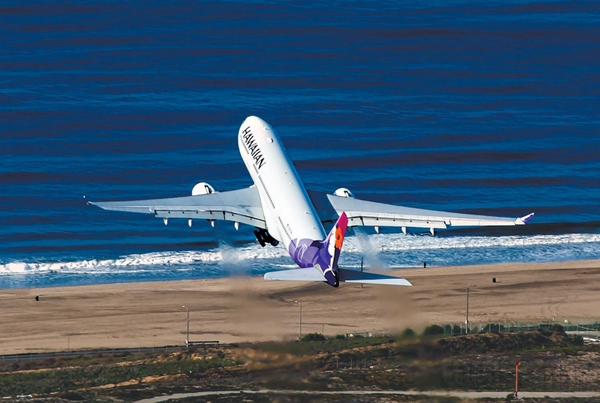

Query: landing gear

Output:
[254, 230, 266, 247]
[254, 228, 279, 247]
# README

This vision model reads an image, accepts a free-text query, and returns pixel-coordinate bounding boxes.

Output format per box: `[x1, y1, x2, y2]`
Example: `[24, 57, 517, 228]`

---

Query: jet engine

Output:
[334, 187, 355, 198]
[191, 182, 216, 196]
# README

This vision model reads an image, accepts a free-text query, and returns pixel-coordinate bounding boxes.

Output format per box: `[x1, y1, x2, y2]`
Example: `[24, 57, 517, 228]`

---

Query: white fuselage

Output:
[237, 116, 326, 248]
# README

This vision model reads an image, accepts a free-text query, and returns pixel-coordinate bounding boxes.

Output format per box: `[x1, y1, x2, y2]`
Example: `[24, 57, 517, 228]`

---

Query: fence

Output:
[439, 321, 600, 339]
[0, 343, 214, 365]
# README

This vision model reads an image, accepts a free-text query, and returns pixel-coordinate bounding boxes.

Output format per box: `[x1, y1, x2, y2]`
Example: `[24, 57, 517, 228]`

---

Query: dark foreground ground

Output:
[2, 328, 599, 403]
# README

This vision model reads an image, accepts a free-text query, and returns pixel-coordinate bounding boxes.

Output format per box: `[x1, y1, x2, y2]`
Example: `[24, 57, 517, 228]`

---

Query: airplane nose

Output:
[243, 116, 263, 126]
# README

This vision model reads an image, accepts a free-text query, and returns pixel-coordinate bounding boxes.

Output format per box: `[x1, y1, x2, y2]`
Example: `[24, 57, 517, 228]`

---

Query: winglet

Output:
[515, 212, 535, 225]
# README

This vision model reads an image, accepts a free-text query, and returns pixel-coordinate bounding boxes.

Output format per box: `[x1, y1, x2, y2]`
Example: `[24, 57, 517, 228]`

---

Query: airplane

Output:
[89, 116, 534, 287]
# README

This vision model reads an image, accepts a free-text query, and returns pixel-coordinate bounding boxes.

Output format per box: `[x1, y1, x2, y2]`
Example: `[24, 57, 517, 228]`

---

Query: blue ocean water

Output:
[1, 1, 599, 289]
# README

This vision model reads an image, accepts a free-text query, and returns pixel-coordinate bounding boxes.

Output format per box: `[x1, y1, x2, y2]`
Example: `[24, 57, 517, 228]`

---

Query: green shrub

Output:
[549, 323, 564, 332]
[422, 325, 444, 336]
[400, 328, 416, 338]
[301, 333, 326, 342]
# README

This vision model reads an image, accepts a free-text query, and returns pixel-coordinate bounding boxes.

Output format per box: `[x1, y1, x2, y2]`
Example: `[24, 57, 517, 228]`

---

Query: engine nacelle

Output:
[334, 187, 355, 198]
[192, 182, 216, 196]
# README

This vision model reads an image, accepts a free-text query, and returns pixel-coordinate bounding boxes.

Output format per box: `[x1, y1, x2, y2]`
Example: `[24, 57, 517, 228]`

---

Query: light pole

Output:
[182, 305, 189, 346]
[294, 300, 302, 340]
[465, 285, 476, 333]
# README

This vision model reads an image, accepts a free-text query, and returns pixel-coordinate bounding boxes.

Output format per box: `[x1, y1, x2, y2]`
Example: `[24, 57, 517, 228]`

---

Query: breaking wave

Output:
[1, 232, 600, 289]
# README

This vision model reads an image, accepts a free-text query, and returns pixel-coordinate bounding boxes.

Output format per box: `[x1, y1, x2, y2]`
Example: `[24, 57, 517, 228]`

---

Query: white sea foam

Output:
[1, 233, 599, 279]
[0, 244, 289, 276]
[343, 232, 600, 253]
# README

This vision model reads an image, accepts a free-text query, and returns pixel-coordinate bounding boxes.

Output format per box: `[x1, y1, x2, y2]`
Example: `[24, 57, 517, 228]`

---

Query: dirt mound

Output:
[437, 329, 574, 354]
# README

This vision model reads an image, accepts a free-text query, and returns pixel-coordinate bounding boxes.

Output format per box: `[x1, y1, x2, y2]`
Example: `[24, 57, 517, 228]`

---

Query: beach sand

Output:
[1, 259, 599, 354]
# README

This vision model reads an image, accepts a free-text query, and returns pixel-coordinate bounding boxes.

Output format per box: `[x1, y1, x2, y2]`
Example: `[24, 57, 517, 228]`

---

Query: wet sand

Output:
[1, 259, 599, 354]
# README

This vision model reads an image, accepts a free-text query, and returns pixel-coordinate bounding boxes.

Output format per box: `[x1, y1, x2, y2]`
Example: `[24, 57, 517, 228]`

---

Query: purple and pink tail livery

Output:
[288, 212, 349, 287]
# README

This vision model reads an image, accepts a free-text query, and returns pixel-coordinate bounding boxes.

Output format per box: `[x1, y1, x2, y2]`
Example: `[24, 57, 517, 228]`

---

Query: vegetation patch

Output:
[1, 329, 598, 402]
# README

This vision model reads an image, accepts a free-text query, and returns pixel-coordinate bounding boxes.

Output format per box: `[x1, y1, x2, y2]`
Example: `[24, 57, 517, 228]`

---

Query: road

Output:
[135, 389, 600, 402]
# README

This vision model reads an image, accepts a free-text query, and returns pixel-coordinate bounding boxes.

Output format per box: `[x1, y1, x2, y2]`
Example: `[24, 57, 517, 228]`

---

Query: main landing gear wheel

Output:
[254, 229, 279, 247]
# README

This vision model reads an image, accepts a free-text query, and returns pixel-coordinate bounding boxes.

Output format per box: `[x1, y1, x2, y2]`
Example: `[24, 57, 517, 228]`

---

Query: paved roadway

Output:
[135, 389, 600, 402]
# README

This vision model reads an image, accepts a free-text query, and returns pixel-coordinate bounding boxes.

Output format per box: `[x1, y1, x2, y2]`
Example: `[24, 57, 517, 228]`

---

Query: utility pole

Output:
[466, 287, 470, 331]
[465, 285, 476, 333]
[360, 258, 364, 288]
[294, 300, 302, 340]
[182, 305, 189, 346]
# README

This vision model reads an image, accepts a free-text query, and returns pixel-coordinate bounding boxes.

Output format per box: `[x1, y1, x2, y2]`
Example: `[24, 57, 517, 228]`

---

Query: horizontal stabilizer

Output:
[339, 268, 412, 286]
[264, 267, 325, 282]
[263, 267, 412, 286]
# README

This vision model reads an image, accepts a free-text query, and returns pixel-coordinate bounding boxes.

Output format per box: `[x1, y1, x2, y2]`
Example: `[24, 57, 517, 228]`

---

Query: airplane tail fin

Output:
[318, 212, 348, 287]
[283, 213, 350, 287]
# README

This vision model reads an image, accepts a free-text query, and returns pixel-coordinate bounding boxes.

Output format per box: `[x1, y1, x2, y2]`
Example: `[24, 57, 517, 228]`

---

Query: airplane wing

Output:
[88, 186, 267, 229]
[264, 267, 412, 286]
[308, 190, 534, 234]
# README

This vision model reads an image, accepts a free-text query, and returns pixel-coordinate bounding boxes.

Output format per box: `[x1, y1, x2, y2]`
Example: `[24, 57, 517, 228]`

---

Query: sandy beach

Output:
[1, 259, 599, 355]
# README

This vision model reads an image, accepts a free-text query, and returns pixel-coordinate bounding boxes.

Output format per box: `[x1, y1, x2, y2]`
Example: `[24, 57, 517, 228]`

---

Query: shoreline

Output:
[1, 259, 599, 355]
